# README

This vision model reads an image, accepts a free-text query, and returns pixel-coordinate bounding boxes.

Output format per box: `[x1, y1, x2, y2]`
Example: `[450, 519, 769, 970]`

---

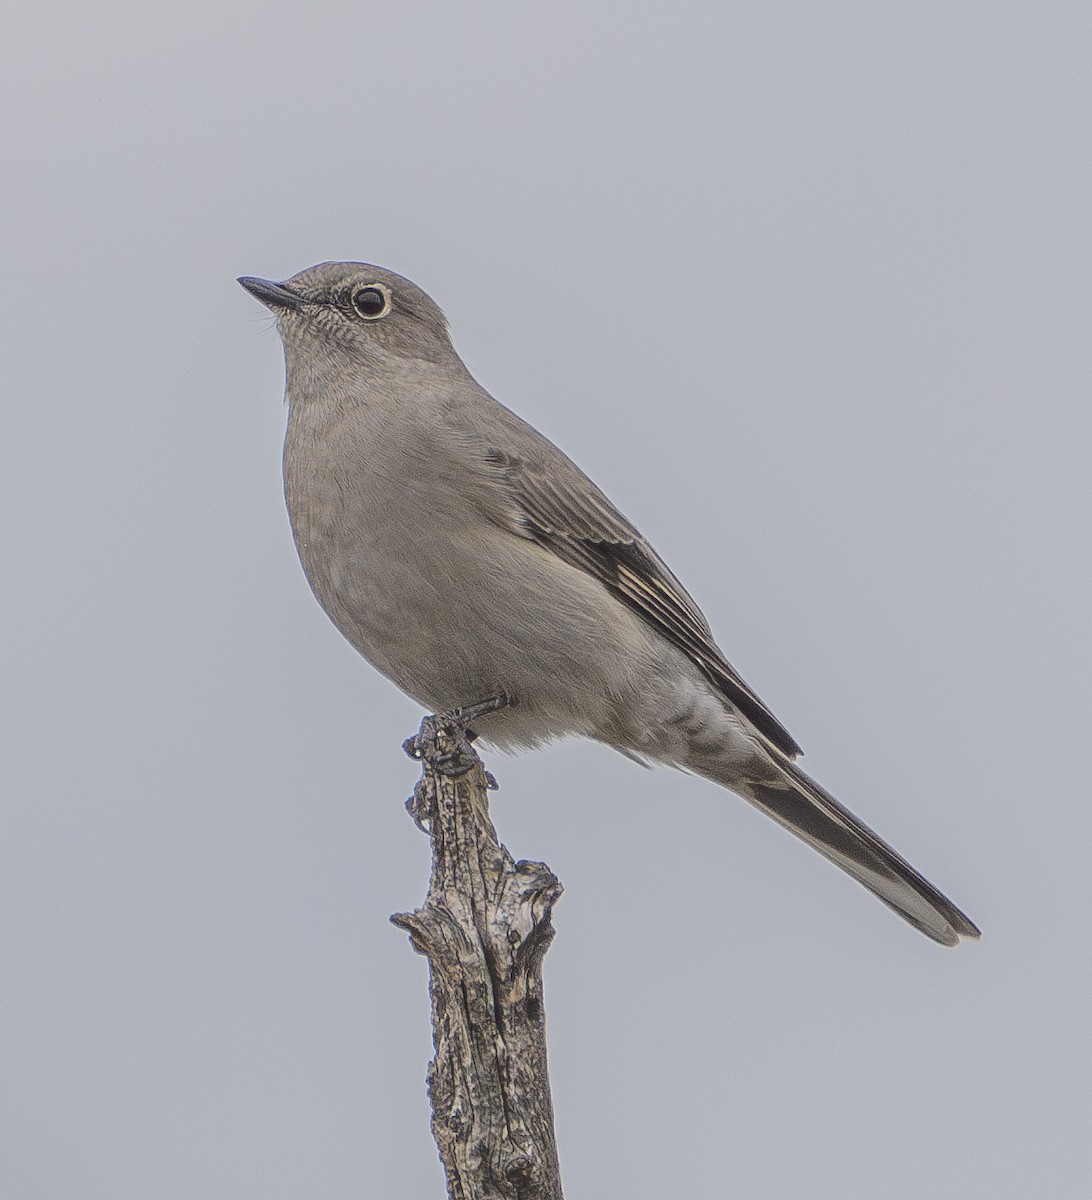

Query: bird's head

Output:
[239, 262, 455, 369]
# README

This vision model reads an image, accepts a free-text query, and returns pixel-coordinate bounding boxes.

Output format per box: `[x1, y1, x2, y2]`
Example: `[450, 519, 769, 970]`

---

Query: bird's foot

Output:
[402, 694, 513, 828]
[403, 691, 514, 772]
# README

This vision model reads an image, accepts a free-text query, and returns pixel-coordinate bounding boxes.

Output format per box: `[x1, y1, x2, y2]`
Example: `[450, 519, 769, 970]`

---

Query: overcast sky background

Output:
[3, 3, 1090, 1197]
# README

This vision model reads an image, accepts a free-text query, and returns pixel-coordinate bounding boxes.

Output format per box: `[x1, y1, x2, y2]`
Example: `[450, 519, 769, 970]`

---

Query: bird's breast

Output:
[280, 397, 686, 747]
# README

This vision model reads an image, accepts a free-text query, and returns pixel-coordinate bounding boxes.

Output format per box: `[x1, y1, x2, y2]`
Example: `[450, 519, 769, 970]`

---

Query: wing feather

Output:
[484, 447, 803, 758]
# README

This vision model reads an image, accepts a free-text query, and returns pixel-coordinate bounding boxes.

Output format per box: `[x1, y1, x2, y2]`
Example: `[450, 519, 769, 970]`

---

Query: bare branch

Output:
[392, 714, 564, 1200]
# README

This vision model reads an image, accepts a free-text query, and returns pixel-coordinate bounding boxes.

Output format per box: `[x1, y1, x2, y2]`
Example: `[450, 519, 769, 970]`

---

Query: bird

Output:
[239, 262, 980, 947]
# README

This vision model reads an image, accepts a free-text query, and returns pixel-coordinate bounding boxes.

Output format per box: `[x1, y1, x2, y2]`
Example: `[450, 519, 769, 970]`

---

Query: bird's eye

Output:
[350, 284, 390, 319]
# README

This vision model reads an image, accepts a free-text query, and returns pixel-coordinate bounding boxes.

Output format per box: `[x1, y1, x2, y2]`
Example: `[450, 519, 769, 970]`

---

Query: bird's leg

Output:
[448, 691, 513, 734]
[414, 691, 513, 765]
[402, 693, 513, 828]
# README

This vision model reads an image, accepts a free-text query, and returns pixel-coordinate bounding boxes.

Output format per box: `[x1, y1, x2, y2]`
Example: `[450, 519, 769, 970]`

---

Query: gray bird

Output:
[239, 262, 980, 947]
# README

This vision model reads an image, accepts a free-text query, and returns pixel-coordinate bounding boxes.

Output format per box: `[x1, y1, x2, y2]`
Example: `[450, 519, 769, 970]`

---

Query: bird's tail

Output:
[701, 756, 980, 946]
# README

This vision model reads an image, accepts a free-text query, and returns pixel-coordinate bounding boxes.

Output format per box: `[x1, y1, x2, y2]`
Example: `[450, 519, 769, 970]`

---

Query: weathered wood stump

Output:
[392, 713, 565, 1200]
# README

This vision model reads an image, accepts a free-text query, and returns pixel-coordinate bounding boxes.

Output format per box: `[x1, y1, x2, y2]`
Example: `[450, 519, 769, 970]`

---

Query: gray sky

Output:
[3, 2, 1090, 1197]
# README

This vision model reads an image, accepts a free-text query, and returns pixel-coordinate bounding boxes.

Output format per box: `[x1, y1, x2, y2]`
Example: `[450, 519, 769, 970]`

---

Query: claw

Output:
[402, 695, 513, 827]
[405, 779, 436, 832]
[422, 693, 515, 776]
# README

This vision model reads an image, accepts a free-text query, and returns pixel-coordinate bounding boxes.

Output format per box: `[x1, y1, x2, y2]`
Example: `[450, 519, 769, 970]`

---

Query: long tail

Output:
[705, 757, 980, 946]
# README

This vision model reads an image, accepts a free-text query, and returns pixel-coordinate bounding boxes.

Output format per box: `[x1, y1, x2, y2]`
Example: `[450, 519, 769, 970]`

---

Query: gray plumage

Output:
[239, 262, 980, 947]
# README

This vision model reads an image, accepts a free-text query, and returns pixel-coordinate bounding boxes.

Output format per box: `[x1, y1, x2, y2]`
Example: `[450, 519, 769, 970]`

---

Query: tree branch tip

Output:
[389, 910, 427, 951]
[514, 858, 560, 881]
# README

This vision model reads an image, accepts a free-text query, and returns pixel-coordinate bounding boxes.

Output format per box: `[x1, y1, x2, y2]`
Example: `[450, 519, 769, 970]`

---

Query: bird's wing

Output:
[481, 445, 803, 758]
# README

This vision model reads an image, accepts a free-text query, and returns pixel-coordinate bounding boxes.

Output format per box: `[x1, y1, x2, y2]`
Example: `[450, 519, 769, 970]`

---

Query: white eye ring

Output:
[350, 282, 392, 320]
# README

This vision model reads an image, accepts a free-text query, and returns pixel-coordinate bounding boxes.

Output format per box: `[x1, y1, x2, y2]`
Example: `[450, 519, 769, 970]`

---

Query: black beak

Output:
[237, 276, 308, 312]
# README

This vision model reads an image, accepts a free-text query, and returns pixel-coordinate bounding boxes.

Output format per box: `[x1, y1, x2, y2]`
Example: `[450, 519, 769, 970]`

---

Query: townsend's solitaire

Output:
[239, 263, 979, 947]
